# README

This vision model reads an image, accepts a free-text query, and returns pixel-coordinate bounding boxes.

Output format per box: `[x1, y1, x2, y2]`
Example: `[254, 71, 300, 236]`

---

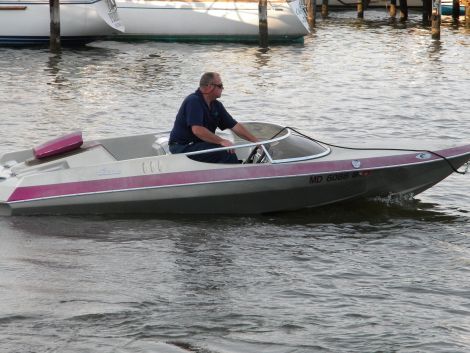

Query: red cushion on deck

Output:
[33, 131, 83, 159]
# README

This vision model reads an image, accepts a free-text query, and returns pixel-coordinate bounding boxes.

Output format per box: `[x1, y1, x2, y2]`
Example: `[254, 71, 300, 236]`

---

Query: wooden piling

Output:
[357, 0, 365, 18]
[431, 0, 441, 39]
[258, 0, 268, 48]
[49, 0, 60, 50]
[390, 0, 397, 18]
[452, 0, 460, 20]
[423, 0, 432, 24]
[466, 0, 470, 27]
[306, 0, 316, 29]
[322, 0, 329, 18]
[400, 0, 408, 21]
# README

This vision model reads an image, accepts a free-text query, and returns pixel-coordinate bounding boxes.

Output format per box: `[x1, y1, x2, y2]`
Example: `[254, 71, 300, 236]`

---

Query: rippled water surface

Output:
[1, 10, 470, 353]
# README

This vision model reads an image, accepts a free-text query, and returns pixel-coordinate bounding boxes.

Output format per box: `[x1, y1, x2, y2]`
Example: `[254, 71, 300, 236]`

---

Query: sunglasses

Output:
[211, 83, 224, 89]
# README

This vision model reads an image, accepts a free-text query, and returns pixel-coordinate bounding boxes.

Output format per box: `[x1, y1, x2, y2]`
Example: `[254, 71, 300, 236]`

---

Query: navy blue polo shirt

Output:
[169, 89, 237, 144]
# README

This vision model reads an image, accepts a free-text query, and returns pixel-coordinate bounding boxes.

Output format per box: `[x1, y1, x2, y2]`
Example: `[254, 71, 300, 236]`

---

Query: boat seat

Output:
[152, 136, 170, 155]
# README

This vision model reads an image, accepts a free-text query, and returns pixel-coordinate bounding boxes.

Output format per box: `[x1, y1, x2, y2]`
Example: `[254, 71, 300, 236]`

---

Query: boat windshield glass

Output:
[266, 133, 328, 162]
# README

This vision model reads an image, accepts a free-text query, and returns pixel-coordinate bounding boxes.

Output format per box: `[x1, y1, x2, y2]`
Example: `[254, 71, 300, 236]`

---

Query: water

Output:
[1, 9, 470, 352]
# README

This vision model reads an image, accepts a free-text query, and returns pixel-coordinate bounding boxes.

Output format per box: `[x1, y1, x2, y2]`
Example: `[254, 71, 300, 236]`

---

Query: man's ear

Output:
[200, 85, 212, 94]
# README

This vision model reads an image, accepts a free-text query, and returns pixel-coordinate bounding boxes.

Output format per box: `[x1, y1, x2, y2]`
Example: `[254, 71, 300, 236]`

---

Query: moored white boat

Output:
[0, 122, 469, 215]
[0, 0, 124, 44]
[113, 0, 310, 42]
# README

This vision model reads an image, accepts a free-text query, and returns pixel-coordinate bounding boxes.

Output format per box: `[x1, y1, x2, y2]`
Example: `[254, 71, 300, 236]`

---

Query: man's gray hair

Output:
[199, 72, 218, 87]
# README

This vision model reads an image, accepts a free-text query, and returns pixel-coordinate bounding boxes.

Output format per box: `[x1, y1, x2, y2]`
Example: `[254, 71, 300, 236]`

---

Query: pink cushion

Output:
[34, 131, 83, 159]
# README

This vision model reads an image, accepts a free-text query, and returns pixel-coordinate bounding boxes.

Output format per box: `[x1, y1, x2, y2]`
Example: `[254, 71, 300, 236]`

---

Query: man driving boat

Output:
[169, 72, 258, 163]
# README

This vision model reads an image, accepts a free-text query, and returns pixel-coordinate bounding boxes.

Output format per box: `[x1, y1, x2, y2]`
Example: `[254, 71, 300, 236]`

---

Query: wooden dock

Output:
[301, 0, 470, 39]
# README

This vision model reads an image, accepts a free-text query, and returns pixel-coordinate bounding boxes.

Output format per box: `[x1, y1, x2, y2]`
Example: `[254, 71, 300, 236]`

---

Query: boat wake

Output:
[370, 193, 416, 207]
[266, 197, 462, 226]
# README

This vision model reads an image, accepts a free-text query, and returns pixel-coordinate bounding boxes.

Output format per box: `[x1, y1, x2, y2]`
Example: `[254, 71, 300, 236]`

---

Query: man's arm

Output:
[191, 125, 233, 147]
[231, 123, 259, 143]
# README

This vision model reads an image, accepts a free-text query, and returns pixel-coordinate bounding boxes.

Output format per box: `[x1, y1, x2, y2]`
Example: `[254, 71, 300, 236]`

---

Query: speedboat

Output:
[0, 122, 469, 215]
[0, 0, 124, 44]
[112, 0, 310, 42]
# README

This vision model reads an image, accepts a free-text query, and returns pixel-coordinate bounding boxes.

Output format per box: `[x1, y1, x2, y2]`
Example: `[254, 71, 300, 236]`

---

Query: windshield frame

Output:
[183, 127, 331, 164]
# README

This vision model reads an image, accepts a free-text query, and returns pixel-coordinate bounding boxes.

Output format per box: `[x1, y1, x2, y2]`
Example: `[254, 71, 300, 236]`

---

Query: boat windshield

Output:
[265, 132, 330, 163]
[184, 123, 331, 164]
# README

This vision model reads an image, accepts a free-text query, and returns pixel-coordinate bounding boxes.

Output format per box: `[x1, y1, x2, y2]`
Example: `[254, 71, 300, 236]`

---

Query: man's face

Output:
[209, 75, 224, 99]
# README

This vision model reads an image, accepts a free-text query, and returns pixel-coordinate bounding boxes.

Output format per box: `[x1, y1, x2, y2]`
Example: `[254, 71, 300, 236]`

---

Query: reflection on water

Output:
[45, 52, 62, 83]
[253, 47, 271, 69]
[4, 196, 463, 242]
[427, 39, 444, 61]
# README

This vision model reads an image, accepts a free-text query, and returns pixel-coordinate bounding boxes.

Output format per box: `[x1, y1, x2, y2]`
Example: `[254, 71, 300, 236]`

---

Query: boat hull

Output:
[0, 0, 123, 44]
[441, 4, 465, 16]
[113, 0, 310, 42]
[2, 149, 469, 215]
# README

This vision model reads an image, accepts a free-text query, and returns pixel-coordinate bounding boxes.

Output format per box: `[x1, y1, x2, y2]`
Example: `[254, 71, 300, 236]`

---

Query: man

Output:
[169, 72, 258, 164]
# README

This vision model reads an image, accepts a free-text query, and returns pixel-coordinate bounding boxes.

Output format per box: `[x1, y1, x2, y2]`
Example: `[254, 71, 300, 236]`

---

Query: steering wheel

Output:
[243, 146, 258, 164]
[243, 145, 269, 164]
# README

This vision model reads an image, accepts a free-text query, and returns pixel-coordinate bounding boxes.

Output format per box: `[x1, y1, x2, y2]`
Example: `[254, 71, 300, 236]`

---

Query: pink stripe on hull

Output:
[7, 145, 470, 202]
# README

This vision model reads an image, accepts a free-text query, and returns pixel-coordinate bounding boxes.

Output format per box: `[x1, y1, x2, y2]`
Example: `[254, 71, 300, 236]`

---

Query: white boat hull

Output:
[113, 0, 310, 41]
[0, 0, 124, 44]
[0, 123, 469, 215]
